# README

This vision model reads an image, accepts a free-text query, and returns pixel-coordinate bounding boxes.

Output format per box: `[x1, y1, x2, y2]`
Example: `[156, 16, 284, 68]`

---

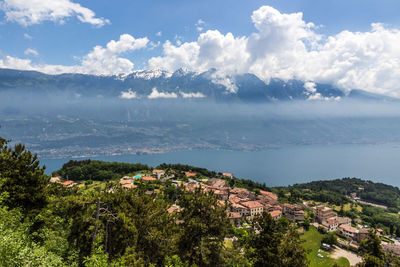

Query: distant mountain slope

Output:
[1, 67, 394, 102]
[292, 178, 400, 208]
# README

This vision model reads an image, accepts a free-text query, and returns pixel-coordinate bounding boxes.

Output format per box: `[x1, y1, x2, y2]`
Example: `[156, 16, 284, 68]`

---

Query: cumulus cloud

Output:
[119, 89, 138, 99]
[156, 31, 162, 37]
[148, 88, 178, 99]
[24, 48, 38, 56]
[180, 91, 206, 98]
[0, 34, 148, 75]
[148, 5, 400, 97]
[80, 34, 148, 75]
[0, 0, 110, 27]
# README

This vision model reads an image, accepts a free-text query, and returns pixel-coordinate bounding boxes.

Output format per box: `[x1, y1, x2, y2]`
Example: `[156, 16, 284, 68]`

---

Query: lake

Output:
[39, 143, 400, 187]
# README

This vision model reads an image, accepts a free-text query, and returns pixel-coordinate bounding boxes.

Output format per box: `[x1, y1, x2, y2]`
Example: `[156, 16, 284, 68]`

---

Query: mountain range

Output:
[0, 68, 394, 102]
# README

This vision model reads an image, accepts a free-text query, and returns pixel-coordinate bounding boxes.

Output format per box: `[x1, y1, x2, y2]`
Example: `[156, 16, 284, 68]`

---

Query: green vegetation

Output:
[301, 226, 349, 267]
[293, 178, 400, 210]
[285, 178, 400, 236]
[3, 134, 400, 266]
[1, 136, 309, 266]
[54, 159, 151, 181]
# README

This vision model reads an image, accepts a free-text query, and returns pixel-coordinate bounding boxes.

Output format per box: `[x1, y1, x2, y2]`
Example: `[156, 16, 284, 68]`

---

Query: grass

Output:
[301, 226, 350, 267]
[333, 203, 362, 213]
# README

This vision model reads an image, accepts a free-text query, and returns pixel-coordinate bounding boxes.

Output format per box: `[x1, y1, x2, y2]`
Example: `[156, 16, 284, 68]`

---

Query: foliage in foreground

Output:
[0, 137, 309, 266]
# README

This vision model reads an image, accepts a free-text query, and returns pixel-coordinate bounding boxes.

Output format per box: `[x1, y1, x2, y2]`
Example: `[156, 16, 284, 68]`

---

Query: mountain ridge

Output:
[0, 67, 395, 102]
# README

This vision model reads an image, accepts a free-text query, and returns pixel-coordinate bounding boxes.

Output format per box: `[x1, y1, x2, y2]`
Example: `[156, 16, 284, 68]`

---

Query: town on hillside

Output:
[51, 166, 400, 264]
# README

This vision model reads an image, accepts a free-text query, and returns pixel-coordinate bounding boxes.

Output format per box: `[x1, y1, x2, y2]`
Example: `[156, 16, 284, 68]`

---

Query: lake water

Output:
[39, 143, 400, 187]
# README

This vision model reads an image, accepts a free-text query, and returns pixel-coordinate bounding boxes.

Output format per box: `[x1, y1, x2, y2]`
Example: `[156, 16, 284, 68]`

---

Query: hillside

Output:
[292, 178, 400, 210]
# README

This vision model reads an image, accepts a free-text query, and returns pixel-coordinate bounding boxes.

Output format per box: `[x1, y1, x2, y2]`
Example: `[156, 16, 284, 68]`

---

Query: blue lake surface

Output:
[39, 143, 400, 187]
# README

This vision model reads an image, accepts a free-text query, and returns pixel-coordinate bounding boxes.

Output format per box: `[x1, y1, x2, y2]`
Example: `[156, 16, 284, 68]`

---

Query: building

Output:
[241, 201, 264, 217]
[141, 176, 157, 182]
[322, 216, 352, 232]
[152, 169, 165, 179]
[230, 187, 251, 198]
[315, 205, 335, 223]
[213, 189, 229, 201]
[283, 204, 305, 223]
[222, 172, 233, 178]
[208, 178, 227, 187]
[229, 212, 242, 227]
[121, 184, 137, 190]
[259, 190, 278, 201]
[231, 203, 249, 217]
[354, 228, 370, 243]
[49, 176, 61, 183]
[269, 210, 282, 220]
[184, 171, 197, 177]
[339, 224, 358, 240]
[62, 180, 75, 188]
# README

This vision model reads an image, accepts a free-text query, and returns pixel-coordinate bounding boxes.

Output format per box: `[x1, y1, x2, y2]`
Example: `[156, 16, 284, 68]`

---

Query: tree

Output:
[0, 140, 48, 217]
[278, 225, 309, 267]
[246, 213, 308, 267]
[303, 219, 310, 231]
[246, 212, 283, 267]
[322, 232, 337, 245]
[358, 231, 385, 267]
[177, 188, 230, 266]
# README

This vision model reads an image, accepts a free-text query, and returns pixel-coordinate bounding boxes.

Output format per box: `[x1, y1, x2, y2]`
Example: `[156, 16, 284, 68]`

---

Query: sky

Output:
[1, 0, 400, 96]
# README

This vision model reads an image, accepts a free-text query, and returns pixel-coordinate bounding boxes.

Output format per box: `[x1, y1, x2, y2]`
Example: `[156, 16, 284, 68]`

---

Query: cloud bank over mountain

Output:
[150, 6, 400, 97]
[0, 0, 109, 26]
[1, 5, 400, 97]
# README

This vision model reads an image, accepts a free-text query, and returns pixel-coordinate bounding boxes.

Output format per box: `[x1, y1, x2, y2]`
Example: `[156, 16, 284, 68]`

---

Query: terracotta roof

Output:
[230, 187, 249, 194]
[222, 172, 233, 177]
[231, 203, 246, 209]
[259, 190, 278, 200]
[241, 201, 263, 209]
[339, 224, 358, 233]
[184, 171, 197, 177]
[141, 176, 157, 182]
[269, 210, 282, 218]
[120, 179, 132, 185]
[349, 243, 359, 249]
[62, 180, 74, 187]
[152, 169, 165, 174]
[122, 184, 137, 189]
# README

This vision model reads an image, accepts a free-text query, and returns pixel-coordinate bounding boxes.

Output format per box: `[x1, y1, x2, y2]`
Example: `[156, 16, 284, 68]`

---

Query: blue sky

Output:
[1, 0, 400, 97]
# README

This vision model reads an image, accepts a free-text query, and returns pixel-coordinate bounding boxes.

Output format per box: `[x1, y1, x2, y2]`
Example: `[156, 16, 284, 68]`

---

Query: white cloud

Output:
[195, 19, 205, 32]
[148, 5, 400, 97]
[303, 81, 316, 93]
[180, 91, 206, 98]
[210, 73, 238, 93]
[23, 33, 32, 39]
[148, 88, 178, 99]
[119, 89, 138, 99]
[0, 0, 110, 27]
[24, 48, 38, 56]
[0, 34, 149, 75]
[156, 31, 162, 37]
[80, 34, 149, 75]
